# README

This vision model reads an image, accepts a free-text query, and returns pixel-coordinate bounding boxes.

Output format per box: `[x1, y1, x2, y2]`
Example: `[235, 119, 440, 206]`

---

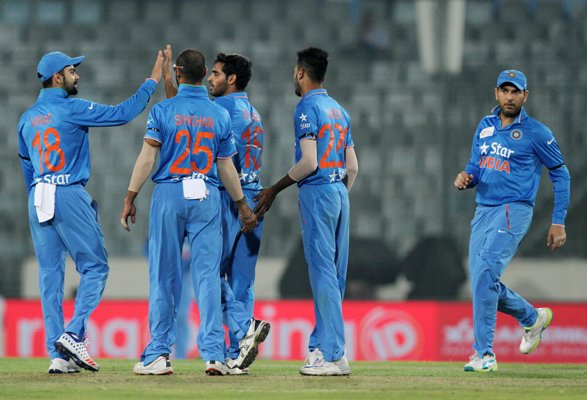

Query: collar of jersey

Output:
[302, 88, 327, 100]
[225, 91, 248, 99]
[38, 87, 68, 99]
[491, 105, 528, 127]
[177, 84, 208, 97]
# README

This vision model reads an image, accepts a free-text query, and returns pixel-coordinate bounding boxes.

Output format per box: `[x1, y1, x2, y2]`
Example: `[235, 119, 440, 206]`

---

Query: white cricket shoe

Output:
[133, 355, 173, 375]
[54, 332, 99, 372]
[235, 319, 271, 369]
[520, 307, 553, 354]
[226, 358, 249, 375]
[205, 360, 228, 376]
[48, 357, 81, 374]
[303, 348, 324, 367]
[299, 354, 351, 376]
[464, 353, 498, 372]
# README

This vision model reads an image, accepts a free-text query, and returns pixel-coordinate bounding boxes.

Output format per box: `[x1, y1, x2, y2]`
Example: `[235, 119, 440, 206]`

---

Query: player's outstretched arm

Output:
[217, 157, 258, 233]
[120, 139, 160, 231]
[454, 171, 473, 190]
[163, 44, 178, 99]
[149, 50, 164, 83]
[254, 139, 317, 218]
[68, 50, 163, 127]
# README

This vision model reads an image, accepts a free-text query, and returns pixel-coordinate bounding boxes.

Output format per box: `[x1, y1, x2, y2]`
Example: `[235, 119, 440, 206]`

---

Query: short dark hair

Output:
[214, 52, 252, 91]
[297, 47, 329, 83]
[176, 49, 206, 83]
[41, 76, 53, 88]
[40, 69, 64, 88]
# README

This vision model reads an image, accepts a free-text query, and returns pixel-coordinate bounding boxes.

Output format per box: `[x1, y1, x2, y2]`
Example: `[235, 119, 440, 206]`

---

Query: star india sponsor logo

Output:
[299, 113, 311, 129]
[478, 141, 515, 174]
[35, 174, 71, 185]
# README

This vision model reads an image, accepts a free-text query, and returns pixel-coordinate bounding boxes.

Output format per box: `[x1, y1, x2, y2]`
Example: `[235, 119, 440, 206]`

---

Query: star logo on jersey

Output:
[239, 172, 249, 183]
[329, 171, 339, 182]
[299, 113, 308, 122]
[479, 142, 489, 155]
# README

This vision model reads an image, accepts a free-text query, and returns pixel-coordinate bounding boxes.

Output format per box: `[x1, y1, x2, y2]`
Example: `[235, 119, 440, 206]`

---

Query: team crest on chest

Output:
[511, 130, 523, 140]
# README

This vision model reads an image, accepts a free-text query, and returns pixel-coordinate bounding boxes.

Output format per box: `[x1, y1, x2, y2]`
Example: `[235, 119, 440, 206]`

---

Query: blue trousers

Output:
[219, 189, 264, 359]
[141, 183, 225, 364]
[469, 203, 538, 356]
[28, 184, 109, 359]
[298, 182, 350, 362]
[174, 245, 194, 359]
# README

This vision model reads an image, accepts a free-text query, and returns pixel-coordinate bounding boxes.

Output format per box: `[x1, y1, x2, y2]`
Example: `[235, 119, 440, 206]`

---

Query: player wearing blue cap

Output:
[255, 47, 359, 376]
[454, 70, 570, 372]
[120, 48, 258, 376]
[18, 50, 163, 373]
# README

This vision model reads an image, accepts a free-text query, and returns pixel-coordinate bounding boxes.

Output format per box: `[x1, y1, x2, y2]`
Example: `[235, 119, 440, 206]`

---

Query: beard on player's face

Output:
[293, 76, 302, 97]
[293, 66, 302, 97]
[499, 97, 524, 118]
[210, 80, 228, 97]
[62, 74, 78, 96]
[499, 99, 522, 117]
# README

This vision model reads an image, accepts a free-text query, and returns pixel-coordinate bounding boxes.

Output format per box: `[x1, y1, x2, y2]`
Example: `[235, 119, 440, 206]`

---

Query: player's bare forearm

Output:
[149, 50, 164, 83]
[344, 146, 358, 192]
[120, 190, 138, 231]
[163, 44, 177, 98]
[164, 78, 178, 99]
[235, 197, 258, 233]
[254, 174, 296, 218]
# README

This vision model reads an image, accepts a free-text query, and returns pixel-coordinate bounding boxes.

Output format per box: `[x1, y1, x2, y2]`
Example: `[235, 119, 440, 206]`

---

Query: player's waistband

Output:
[476, 200, 534, 209]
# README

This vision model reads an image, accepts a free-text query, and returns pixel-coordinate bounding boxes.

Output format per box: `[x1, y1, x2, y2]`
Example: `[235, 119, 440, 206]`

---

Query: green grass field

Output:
[0, 359, 586, 400]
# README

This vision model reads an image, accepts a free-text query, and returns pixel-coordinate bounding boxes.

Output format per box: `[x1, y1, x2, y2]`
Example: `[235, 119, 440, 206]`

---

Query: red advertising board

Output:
[2, 299, 587, 362]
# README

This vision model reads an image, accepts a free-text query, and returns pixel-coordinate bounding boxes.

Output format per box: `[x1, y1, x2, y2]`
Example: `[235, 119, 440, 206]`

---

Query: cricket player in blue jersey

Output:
[454, 70, 570, 372]
[17, 50, 163, 373]
[207, 52, 270, 372]
[120, 48, 258, 376]
[162, 46, 270, 373]
[255, 47, 359, 376]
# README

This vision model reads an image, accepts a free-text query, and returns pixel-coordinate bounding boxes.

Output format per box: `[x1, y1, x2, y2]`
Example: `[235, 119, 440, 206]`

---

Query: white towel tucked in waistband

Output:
[182, 178, 207, 200]
[34, 182, 56, 223]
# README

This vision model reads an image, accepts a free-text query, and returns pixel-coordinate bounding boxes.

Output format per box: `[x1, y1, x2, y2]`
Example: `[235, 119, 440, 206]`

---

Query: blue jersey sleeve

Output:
[532, 125, 570, 224]
[343, 109, 354, 148]
[213, 97, 241, 158]
[531, 125, 565, 169]
[294, 104, 318, 141]
[17, 118, 34, 193]
[217, 117, 237, 159]
[144, 107, 163, 143]
[464, 122, 484, 188]
[548, 165, 570, 225]
[66, 79, 157, 127]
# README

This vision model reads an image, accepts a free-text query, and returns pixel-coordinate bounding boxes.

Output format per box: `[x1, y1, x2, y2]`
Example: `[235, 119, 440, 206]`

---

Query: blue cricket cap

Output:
[37, 51, 85, 81]
[496, 69, 527, 91]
